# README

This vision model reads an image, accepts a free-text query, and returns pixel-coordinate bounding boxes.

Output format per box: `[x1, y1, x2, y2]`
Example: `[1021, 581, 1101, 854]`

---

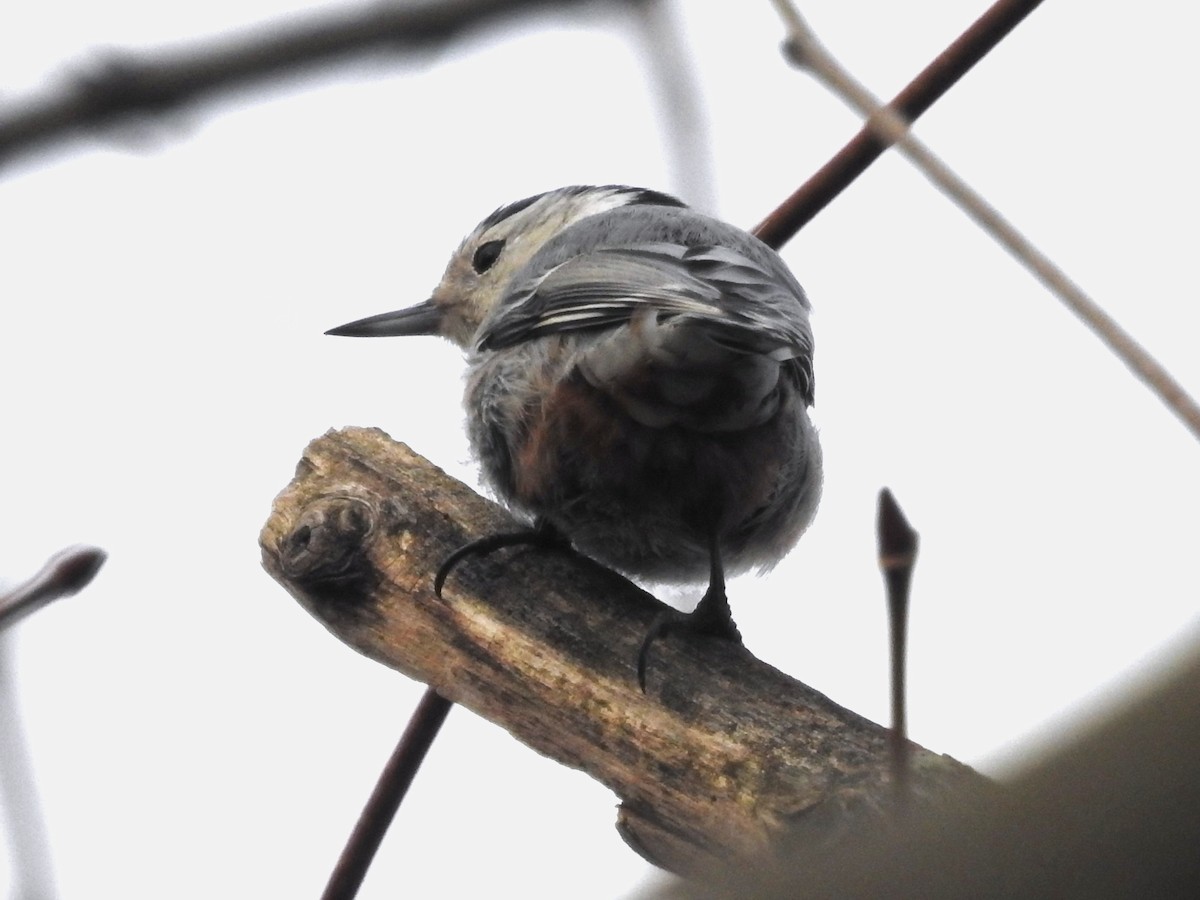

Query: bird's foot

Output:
[636, 587, 742, 691]
[434, 518, 570, 599]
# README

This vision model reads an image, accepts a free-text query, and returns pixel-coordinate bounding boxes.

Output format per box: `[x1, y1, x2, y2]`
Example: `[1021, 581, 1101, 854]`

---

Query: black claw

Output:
[434, 519, 569, 600]
[637, 569, 742, 691]
[636, 609, 686, 691]
[434, 535, 503, 598]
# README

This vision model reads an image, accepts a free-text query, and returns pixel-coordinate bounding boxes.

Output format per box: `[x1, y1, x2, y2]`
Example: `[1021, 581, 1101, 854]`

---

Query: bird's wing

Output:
[478, 243, 815, 420]
[480, 243, 811, 356]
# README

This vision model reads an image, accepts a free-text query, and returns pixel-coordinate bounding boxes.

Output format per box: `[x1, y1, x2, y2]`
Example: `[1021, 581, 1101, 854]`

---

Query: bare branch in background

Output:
[769, 0, 1200, 445]
[0, 545, 107, 633]
[0, 0, 626, 175]
[321, 688, 454, 900]
[626, 0, 715, 211]
[752, 0, 1044, 248]
[1, 545, 107, 900]
[0, 643, 59, 900]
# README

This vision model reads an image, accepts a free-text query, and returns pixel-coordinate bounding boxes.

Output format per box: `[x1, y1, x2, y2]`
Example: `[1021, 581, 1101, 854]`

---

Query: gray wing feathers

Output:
[498, 247, 730, 335]
[476, 205, 816, 428]
[484, 245, 812, 357]
[576, 309, 795, 432]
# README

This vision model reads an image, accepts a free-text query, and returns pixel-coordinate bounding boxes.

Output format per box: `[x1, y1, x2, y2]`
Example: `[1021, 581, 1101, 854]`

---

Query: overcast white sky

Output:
[2, 1, 1198, 897]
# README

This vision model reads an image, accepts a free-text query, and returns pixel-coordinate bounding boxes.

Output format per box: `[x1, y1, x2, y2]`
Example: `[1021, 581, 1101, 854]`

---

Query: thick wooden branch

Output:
[259, 426, 987, 872]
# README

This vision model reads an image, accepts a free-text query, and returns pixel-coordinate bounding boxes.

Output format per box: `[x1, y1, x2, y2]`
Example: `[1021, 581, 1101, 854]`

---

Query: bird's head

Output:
[326, 185, 686, 349]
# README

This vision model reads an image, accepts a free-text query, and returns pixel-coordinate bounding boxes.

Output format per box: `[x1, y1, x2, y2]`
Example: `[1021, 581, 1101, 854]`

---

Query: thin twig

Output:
[0, 635, 59, 900]
[0, 0, 624, 174]
[876, 489, 918, 804]
[0, 545, 107, 632]
[753, 0, 1043, 248]
[321, 688, 454, 900]
[769, 0, 1200, 447]
[626, 0, 716, 212]
[1, 545, 106, 900]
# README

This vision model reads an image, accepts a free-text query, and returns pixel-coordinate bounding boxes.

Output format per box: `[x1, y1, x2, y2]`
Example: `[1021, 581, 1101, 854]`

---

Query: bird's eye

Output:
[472, 239, 506, 274]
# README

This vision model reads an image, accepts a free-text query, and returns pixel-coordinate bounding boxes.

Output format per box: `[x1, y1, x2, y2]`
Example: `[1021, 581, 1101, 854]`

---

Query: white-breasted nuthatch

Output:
[328, 185, 821, 686]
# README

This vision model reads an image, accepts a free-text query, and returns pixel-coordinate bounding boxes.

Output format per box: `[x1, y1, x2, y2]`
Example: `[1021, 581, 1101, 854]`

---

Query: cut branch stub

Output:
[259, 426, 987, 873]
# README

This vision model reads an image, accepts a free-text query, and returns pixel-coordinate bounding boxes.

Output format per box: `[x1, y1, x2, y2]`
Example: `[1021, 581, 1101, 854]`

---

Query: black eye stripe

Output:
[472, 239, 505, 274]
[479, 193, 545, 230]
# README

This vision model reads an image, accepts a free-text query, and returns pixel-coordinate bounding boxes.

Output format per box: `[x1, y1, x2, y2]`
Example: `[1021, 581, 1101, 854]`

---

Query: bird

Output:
[327, 185, 821, 687]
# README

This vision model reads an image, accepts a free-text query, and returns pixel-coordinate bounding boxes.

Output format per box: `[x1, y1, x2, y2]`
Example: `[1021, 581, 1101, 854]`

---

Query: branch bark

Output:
[652, 638, 1200, 898]
[259, 427, 987, 872]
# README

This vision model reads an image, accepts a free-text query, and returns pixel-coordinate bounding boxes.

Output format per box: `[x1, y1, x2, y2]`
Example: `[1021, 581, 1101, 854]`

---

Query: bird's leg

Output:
[637, 530, 742, 690]
[687, 539, 741, 641]
[434, 517, 570, 598]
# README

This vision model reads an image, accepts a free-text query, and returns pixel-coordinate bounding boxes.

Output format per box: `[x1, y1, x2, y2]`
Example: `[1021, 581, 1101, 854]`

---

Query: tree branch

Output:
[0, 0, 618, 174]
[651, 635, 1200, 898]
[259, 427, 987, 873]
[767, 0, 1200, 447]
[1, 545, 106, 900]
[626, 0, 715, 211]
[321, 687, 454, 900]
[753, 0, 1044, 249]
[0, 544, 107, 633]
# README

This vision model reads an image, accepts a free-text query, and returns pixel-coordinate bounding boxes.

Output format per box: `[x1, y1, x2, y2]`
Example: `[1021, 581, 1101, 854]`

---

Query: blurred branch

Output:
[0, 545, 107, 633]
[0, 0, 622, 174]
[1, 545, 106, 900]
[753, 0, 1044, 248]
[626, 0, 715, 211]
[259, 427, 988, 874]
[0, 640, 58, 900]
[769, 0, 1200, 445]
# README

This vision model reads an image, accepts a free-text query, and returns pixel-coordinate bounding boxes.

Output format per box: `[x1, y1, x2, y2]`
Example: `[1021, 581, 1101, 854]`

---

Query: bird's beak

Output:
[326, 299, 441, 337]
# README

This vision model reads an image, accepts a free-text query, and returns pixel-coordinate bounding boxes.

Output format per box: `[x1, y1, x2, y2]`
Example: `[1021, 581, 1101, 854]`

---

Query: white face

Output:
[428, 188, 648, 348]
